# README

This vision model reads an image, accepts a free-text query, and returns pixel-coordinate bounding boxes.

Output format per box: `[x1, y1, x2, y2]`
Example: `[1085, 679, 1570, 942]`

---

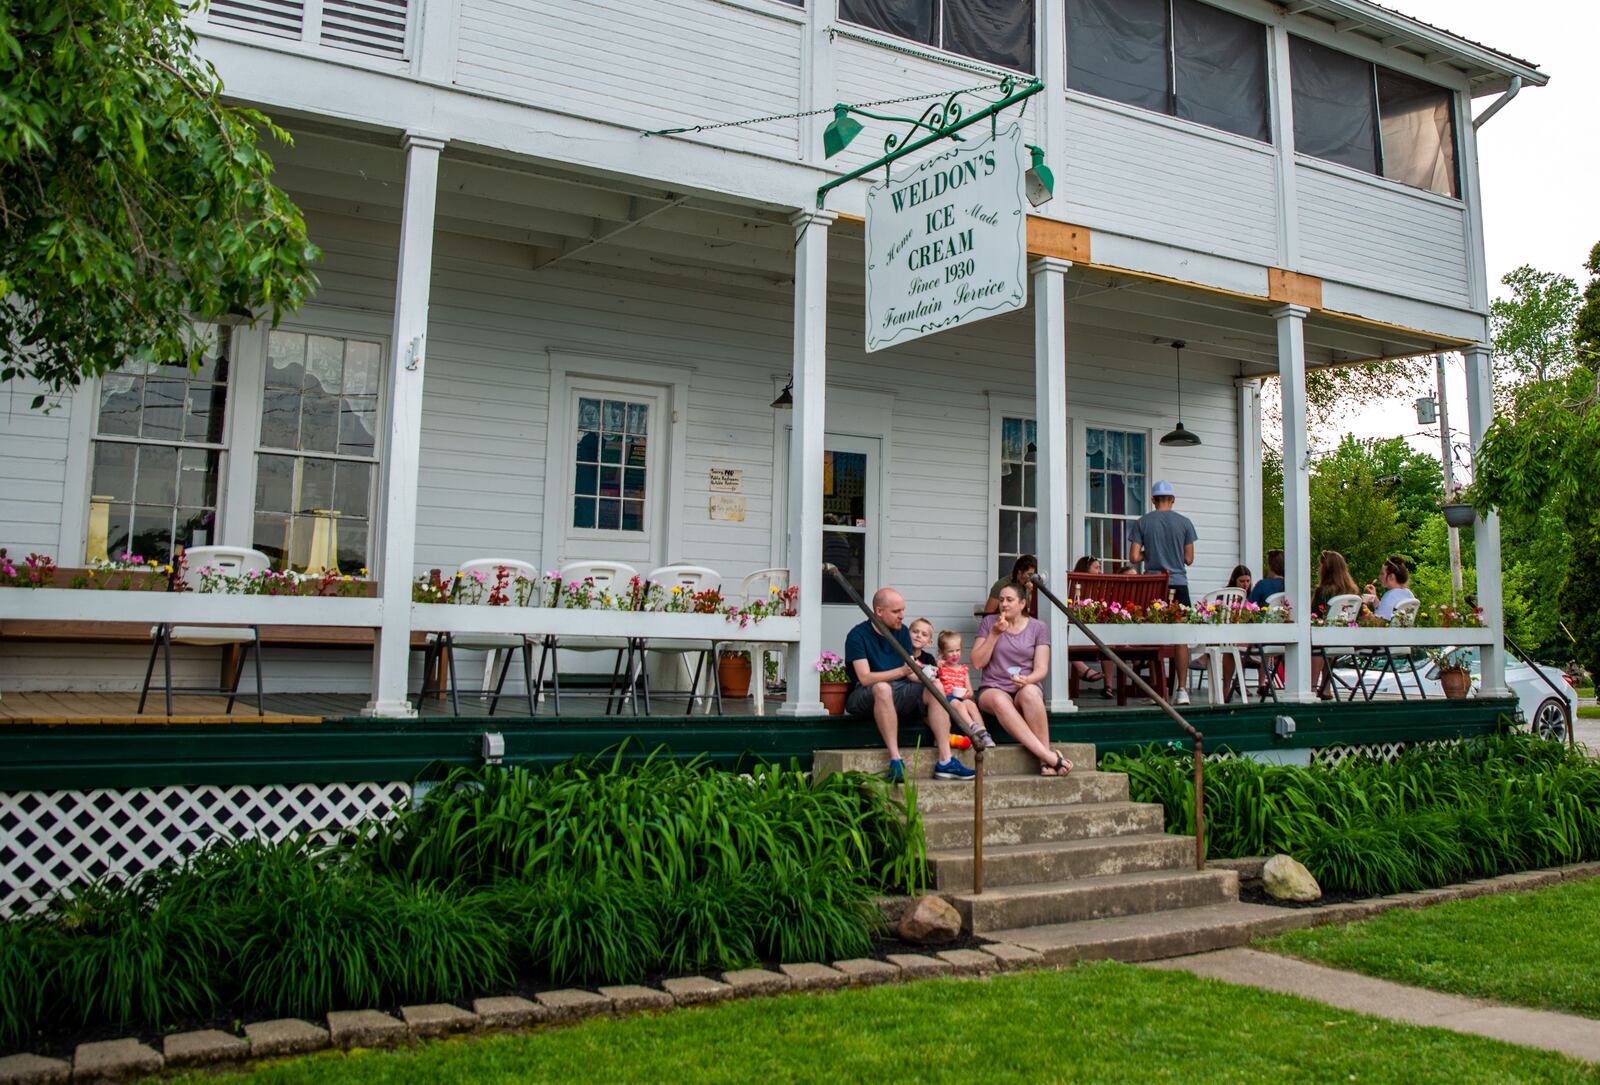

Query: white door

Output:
[555, 380, 669, 571]
[820, 435, 881, 656]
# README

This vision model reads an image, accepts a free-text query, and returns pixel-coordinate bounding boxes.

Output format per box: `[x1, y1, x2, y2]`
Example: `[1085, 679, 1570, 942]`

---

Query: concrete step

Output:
[909, 770, 1129, 814]
[947, 867, 1239, 933]
[922, 800, 1166, 850]
[984, 901, 1302, 964]
[814, 744, 1097, 778]
[929, 833, 1198, 891]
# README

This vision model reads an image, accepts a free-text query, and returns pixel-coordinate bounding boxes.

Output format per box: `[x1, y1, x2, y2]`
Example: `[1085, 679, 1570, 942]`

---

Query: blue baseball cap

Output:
[1152, 480, 1176, 497]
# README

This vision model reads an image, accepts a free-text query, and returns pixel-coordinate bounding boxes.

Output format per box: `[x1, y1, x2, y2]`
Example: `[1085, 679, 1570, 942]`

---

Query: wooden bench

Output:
[1064, 572, 1172, 706]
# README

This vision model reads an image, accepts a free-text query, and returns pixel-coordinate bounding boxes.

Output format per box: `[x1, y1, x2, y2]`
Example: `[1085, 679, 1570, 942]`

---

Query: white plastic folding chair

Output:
[639, 564, 724, 715]
[139, 546, 271, 716]
[539, 560, 641, 715]
[419, 558, 541, 717]
[1315, 593, 1365, 700]
[1194, 587, 1249, 705]
[723, 567, 792, 715]
[1246, 591, 1290, 700]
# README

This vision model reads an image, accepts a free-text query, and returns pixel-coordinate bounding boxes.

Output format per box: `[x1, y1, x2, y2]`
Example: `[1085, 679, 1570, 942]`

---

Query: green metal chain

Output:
[643, 80, 1010, 138]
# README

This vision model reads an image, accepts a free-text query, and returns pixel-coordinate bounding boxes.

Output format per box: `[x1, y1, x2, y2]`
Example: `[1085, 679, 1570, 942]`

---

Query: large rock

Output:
[1263, 854, 1322, 902]
[897, 894, 963, 944]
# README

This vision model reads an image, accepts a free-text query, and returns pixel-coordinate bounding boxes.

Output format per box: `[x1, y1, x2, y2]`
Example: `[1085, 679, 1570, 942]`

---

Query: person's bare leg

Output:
[1223, 653, 1237, 700]
[872, 683, 901, 760]
[1173, 644, 1190, 695]
[978, 688, 1054, 765]
[923, 690, 954, 763]
[1016, 684, 1050, 744]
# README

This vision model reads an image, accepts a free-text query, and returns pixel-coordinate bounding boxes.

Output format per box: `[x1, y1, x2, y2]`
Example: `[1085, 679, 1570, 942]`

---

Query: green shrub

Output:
[753, 860, 878, 965]
[657, 875, 761, 975]
[0, 917, 52, 1046]
[500, 875, 664, 985]
[1103, 734, 1600, 896]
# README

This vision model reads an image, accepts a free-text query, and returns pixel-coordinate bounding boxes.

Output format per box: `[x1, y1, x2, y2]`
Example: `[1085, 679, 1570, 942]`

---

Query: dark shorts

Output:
[1172, 584, 1192, 608]
[846, 678, 927, 720]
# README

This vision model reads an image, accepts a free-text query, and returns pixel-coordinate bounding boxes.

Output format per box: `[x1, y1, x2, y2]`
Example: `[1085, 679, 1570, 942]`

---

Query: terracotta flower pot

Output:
[820, 681, 849, 716]
[1439, 666, 1472, 699]
[718, 653, 752, 698]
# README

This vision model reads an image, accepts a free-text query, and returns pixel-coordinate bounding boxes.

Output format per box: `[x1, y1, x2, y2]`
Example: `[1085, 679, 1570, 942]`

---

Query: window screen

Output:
[839, 0, 1036, 72]
[1067, 0, 1268, 142]
[943, 0, 1034, 73]
[1378, 69, 1458, 197]
[1173, 0, 1269, 141]
[1290, 36, 1379, 174]
[838, 0, 936, 45]
[1066, 0, 1169, 114]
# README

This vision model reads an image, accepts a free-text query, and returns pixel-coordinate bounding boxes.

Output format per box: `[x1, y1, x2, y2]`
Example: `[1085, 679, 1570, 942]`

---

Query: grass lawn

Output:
[1577, 705, 1599, 719]
[1263, 875, 1600, 1019]
[163, 962, 1597, 1085]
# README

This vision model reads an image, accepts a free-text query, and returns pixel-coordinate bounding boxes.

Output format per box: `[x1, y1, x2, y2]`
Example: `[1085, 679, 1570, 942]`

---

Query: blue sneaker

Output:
[883, 759, 906, 784]
[933, 758, 976, 781]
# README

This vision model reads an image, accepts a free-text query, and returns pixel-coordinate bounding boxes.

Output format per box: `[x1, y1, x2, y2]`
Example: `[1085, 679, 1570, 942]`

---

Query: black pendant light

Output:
[1160, 340, 1201, 447]
[770, 377, 794, 409]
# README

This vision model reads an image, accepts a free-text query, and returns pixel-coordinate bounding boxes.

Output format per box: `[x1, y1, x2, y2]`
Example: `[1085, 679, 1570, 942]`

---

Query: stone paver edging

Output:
[1147, 948, 1600, 1065]
[5, 861, 1597, 1084]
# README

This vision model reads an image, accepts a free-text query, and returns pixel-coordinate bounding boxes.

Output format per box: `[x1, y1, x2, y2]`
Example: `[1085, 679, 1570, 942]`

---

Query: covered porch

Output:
[0, 122, 1509, 719]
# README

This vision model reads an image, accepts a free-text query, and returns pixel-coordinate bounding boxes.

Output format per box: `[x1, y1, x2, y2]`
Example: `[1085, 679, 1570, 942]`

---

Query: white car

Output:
[1332, 646, 1575, 742]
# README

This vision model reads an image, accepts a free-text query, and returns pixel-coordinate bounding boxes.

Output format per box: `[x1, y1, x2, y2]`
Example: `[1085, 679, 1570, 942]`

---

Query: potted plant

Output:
[816, 651, 850, 715]
[1440, 485, 1477, 529]
[1428, 646, 1474, 699]
[718, 649, 752, 698]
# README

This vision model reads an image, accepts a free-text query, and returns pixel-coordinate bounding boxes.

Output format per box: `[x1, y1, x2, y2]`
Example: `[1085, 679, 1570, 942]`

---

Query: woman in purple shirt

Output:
[972, 583, 1073, 776]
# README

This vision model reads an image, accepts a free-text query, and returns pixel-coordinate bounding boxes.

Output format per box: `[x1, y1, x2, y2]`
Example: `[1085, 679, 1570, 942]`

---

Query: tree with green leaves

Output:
[0, 0, 319, 404]
[1476, 243, 1600, 671]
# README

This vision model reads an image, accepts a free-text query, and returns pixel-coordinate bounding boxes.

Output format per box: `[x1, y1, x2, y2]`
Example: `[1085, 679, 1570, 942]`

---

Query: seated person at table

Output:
[984, 554, 1039, 616]
[1248, 549, 1285, 607]
[1226, 565, 1252, 596]
[844, 588, 973, 784]
[1362, 556, 1417, 620]
[934, 630, 995, 750]
[1311, 550, 1362, 698]
[973, 583, 1073, 776]
[1068, 556, 1111, 695]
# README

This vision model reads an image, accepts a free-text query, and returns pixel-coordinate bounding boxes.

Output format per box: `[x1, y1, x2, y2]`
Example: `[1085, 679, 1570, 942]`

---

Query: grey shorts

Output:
[845, 678, 927, 720]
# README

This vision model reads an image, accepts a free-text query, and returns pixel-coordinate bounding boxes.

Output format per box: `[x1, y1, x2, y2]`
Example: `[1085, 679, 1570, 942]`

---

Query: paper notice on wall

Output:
[709, 494, 747, 522]
[709, 467, 743, 493]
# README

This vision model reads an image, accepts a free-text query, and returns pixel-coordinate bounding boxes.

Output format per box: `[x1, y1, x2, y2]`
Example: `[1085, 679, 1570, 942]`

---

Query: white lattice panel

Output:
[1310, 741, 1454, 768]
[0, 781, 410, 915]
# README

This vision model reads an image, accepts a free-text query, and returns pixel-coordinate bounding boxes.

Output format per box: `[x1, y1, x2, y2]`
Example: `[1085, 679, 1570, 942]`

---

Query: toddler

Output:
[935, 630, 995, 750]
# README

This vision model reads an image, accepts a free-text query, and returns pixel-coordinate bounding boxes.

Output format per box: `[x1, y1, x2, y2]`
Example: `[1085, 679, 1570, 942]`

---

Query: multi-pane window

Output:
[839, 0, 1036, 73]
[571, 396, 649, 532]
[1084, 427, 1147, 568]
[996, 417, 1037, 579]
[90, 327, 228, 564]
[1066, 0, 1270, 142]
[253, 330, 382, 573]
[822, 449, 869, 603]
[1290, 35, 1459, 197]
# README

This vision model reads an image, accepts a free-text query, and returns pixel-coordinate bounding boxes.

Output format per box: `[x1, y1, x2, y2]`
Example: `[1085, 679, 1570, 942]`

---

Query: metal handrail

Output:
[1028, 573, 1207, 871]
[821, 564, 990, 894]
[1503, 634, 1575, 749]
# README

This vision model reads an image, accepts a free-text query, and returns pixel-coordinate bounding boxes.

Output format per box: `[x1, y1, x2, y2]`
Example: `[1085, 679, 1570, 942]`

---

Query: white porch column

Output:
[1463, 344, 1510, 697]
[1273, 305, 1313, 702]
[779, 209, 836, 717]
[1236, 377, 1264, 570]
[1031, 257, 1074, 713]
[365, 132, 445, 718]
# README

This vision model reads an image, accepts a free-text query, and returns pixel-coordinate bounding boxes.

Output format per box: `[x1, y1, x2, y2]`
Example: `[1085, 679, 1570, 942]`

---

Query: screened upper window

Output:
[838, 0, 1036, 73]
[1066, 0, 1269, 143]
[1290, 36, 1459, 198]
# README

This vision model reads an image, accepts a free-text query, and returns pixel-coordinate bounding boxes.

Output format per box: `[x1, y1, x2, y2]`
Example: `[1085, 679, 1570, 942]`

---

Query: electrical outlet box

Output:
[1274, 715, 1296, 738]
[481, 731, 506, 764]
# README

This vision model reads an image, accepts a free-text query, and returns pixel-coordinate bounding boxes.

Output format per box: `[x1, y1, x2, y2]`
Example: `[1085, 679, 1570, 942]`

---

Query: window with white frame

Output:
[253, 330, 382, 573]
[996, 416, 1037, 579]
[89, 326, 229, 564]
[204, 0, 410, 60]
[1084, 426, 1148, 568]
[571, 395, 650, 533]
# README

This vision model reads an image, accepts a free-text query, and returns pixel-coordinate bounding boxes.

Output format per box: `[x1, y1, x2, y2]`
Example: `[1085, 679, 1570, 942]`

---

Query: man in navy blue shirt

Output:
[1248, 549, 1285, 607]
[844, 587, 974, 784]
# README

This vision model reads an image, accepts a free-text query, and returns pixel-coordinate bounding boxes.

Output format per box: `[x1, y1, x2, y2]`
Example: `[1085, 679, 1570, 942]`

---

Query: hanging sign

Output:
[864, 123, 1028, 352]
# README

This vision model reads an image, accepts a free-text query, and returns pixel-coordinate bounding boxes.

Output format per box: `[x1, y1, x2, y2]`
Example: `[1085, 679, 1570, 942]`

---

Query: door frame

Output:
[770, 382, 894, 595]
[542, 350, 691, 573]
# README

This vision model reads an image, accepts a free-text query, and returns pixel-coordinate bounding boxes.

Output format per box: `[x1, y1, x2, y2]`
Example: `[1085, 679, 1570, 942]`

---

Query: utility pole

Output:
[1436, 353, 1464, 601]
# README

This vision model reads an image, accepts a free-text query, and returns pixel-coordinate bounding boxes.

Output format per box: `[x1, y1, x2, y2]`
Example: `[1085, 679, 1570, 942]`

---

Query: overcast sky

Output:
[1322, 0, 1597, 462]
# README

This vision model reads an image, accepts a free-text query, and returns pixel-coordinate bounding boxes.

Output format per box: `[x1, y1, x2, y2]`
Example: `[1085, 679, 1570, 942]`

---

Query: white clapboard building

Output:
[0, 0, 1544, 715]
